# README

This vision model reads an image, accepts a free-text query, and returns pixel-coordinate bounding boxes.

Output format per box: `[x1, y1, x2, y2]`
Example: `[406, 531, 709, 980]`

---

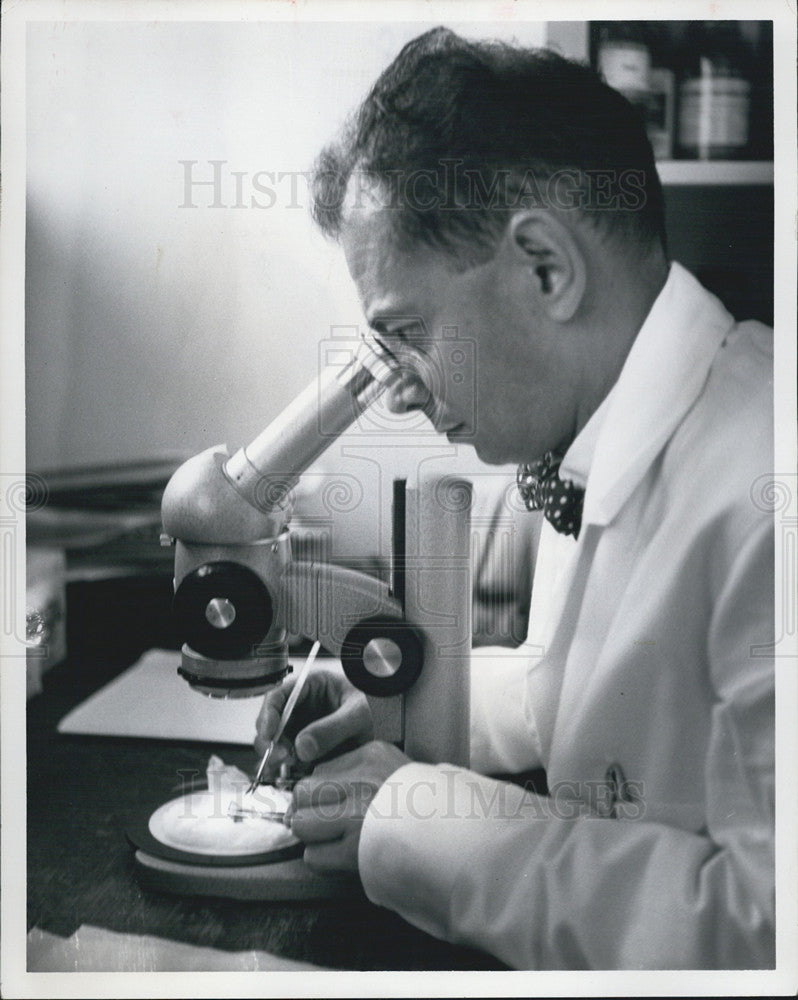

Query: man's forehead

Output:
[340, 197, 422, 298]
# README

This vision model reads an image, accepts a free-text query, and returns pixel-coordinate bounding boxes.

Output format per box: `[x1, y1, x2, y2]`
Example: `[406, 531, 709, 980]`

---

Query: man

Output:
[255, 28, 774, 969]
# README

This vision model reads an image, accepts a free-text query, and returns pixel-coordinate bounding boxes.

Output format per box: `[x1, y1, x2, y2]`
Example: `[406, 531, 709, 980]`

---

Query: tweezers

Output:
[246, 640, 321, 794]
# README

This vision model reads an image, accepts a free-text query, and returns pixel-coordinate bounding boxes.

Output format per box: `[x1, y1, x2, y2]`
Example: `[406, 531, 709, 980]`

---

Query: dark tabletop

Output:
[27, 575, 507, 971]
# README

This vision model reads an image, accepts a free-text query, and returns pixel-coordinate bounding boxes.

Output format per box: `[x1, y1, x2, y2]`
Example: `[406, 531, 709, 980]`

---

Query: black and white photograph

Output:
[1, 0, 796, 995]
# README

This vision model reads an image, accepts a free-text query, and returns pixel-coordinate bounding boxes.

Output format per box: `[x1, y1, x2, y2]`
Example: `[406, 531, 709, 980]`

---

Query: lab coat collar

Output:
[580, 262, 735, 529]
[558, 384, 616, 489]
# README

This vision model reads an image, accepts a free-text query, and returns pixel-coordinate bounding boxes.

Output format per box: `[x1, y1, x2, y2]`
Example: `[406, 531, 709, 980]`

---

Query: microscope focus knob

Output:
[340, 617, 424, 697]
[173, 561, 273, 659]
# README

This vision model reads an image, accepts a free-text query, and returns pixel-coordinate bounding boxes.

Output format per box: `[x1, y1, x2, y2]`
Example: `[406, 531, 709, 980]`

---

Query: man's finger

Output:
[303, 836, 359, 875]
[291, 743, 370, 807]
[251, 736, 291, 772]
[294, 693, 372, 762]
[291, 807, 353, 843]
[253, 718, 283, 757]
[292, 774, 347, 810]
[254, 680, 293, 741]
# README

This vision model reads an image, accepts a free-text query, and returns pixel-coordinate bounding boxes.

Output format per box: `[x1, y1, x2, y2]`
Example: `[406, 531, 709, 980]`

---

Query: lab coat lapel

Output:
[581, 263, 736, 531]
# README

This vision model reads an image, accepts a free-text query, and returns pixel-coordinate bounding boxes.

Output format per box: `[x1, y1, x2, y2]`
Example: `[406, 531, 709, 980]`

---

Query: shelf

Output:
[656, 161, 773, 186]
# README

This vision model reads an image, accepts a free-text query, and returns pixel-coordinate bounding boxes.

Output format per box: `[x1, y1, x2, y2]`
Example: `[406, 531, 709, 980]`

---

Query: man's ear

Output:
[507, 210, 587, 322]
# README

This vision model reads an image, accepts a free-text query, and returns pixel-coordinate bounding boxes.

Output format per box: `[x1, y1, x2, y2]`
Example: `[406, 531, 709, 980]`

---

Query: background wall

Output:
[25, 18, 547, 473]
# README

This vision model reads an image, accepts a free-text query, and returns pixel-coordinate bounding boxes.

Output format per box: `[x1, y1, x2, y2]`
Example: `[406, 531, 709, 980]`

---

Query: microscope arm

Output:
[276, 561, 423, 702]
[278, 563, 402, 657]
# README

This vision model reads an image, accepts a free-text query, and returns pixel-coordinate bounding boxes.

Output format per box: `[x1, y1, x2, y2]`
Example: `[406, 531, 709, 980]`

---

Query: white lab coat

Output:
[358, 264, 775, 969]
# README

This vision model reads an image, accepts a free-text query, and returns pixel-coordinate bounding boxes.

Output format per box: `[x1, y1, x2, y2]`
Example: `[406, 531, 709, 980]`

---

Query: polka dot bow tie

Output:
[517, 452, 585, 539]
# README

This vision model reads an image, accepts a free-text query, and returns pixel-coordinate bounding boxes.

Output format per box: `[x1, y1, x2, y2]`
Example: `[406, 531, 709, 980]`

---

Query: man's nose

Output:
[383, 372, 432, 414]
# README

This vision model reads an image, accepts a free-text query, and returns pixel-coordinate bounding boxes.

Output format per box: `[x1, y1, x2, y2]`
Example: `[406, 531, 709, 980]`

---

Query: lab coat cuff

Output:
[358, 761, 537, 940]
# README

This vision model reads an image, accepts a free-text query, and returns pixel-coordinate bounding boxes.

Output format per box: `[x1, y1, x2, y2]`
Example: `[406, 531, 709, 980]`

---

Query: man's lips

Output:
[444, 423, 470, 439]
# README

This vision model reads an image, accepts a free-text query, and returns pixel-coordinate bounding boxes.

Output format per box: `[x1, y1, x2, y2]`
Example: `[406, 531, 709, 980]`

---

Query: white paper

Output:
[57, 648, 341, 745]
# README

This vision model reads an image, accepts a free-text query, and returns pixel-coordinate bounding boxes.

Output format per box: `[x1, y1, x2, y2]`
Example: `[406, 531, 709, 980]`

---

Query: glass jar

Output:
[678, 23, 752, 159]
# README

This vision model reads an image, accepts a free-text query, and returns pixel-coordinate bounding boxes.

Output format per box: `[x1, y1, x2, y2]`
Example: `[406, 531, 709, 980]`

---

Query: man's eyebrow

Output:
[366, 316, 389, 335]
[367, 315, 423, 337]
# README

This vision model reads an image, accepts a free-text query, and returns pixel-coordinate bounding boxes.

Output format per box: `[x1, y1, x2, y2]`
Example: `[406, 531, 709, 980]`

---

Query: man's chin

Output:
[444, 427, 511, 466]
[445, 425, 468, 444]
[470, 437, 509, 466]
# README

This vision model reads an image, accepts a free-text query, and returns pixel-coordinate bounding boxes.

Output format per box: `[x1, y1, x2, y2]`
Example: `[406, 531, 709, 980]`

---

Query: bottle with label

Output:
[678, 22, 752, 160]
[596, 23, 651, 94]
[594, 23, 676, 162]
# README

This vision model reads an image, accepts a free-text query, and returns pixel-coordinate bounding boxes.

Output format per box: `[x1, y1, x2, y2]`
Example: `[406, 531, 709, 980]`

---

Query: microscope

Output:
[160, 339, 472, 768]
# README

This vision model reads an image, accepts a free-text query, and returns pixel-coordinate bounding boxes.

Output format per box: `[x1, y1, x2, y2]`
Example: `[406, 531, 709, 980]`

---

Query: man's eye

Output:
[386, 324, 424, 346]
[383, 326, 409, 341]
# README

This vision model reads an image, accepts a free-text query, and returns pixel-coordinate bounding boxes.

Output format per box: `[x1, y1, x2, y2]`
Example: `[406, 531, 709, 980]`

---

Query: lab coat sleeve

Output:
[358, 522, 774, 969]
[469, 646, 545, 775]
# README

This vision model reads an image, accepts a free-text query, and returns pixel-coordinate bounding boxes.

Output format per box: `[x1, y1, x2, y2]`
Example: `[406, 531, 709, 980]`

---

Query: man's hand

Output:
[290, 741, 410, 873]
[254, 668, 373, 779]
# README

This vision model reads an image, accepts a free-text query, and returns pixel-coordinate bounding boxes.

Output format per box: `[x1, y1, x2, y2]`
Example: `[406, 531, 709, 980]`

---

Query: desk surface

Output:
[27, 577, 504, 971]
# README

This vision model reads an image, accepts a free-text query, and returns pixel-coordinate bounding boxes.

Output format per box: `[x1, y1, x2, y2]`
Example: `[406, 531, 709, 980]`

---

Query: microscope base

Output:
[133, 849, 362, 901]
